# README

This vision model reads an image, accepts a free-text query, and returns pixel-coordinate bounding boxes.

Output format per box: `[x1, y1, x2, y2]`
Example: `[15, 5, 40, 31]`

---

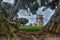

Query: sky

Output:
[3, 0, 55, 25]
[37, 7, 55, 25]
[3, 0, 14, 4]
[18, 7, 55, 25]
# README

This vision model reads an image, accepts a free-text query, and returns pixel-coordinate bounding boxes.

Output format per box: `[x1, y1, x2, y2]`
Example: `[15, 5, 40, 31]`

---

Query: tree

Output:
[18, 0, 60, 34]
[0, 0, 60, 40]
[15, 18, 28, 26]
[45, 0, 60, 34]
[0, 0, 21, 40]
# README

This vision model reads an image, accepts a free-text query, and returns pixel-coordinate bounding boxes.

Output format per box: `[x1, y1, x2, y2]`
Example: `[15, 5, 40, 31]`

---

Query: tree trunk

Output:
[0, 0, 21, 40]
[45, 0, 60, 34]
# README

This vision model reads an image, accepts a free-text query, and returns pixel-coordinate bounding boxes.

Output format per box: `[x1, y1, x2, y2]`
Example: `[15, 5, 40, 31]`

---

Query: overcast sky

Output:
[3, 0, 14, 4]
[18, 7, 55, 25]
[3, 0, 55, 25]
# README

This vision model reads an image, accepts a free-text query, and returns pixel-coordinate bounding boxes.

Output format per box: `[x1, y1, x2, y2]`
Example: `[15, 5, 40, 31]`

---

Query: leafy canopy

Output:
[15, 18, 28, 25]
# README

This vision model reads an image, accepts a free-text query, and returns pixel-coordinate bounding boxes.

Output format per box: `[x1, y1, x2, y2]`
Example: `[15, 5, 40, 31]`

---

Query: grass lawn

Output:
[19, 26, 43, 32]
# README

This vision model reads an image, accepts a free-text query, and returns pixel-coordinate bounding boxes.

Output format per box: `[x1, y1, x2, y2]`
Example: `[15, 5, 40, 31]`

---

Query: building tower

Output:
[36, 15, 43, 26]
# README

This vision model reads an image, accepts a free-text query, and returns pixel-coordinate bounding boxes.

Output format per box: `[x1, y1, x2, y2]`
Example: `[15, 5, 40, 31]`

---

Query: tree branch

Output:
[8, 0, 21, 20]
[3, 16, 16, 24]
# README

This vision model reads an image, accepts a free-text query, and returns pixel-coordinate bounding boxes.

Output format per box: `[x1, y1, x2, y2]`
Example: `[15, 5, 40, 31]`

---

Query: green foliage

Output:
[40, 0, 48, 6]
[19, 26, 43, 32]
[0, 0, 2, 3]
[0, 2, 12, 17]
[1, 2, 12, 9]
[0, 25, 3, 35]
[30, 2, 39, 14]
[15, 18, 28, 25]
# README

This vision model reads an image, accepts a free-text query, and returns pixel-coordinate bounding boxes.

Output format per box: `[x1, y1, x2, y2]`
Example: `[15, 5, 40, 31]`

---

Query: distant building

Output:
[29, 15, 43, 26]
[32, 23, 36, 26]
[36, 15, 43, 26]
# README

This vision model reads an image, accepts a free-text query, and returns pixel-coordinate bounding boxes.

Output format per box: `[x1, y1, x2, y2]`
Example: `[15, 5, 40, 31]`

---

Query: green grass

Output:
[19, 26, 43, 32]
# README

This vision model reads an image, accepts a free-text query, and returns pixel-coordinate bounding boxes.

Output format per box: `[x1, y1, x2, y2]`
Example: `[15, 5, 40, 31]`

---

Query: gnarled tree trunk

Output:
[0, 0, 21, 40]
[45, 0, 60, 34]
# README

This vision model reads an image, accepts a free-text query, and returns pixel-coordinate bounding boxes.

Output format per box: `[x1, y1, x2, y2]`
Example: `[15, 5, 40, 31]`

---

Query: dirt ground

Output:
[0, 30, 60, 40]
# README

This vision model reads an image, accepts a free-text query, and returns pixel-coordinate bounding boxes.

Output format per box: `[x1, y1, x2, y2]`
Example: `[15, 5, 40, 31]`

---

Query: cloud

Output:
[3, 0, 14, 4]
[2, 0, 55, 25]
[36, 7, 55, 25]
